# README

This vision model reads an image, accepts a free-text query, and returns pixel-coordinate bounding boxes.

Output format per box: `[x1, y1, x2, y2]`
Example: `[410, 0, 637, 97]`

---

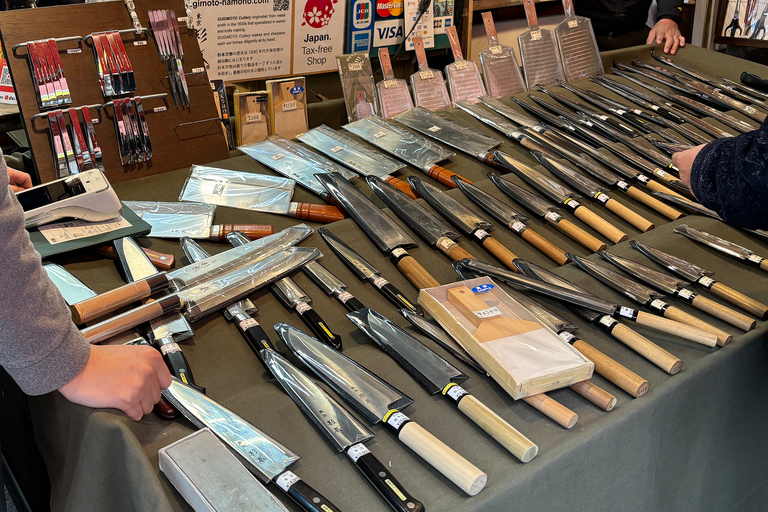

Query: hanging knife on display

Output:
[674, 224, 768, 274]
[275, 323, 488, 496]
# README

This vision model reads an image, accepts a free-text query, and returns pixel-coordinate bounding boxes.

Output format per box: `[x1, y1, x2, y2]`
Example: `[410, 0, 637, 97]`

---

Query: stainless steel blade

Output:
[491, 150, 578, 203]
[347, 309, 467, 394]
[630, 240, 712, 282]
[454, 100, 529, 141]
[263, 349, 374, 453]
[318, 228, 380, 281]
[408, 176, 494, 236]
[568, 253, 661, 306]
[535, 152, 605, 197]
[599, 251, 686, 295]
[44, 264, 96, 305]
[673, 224, 753, 261]
[302, 261, 348, 296]
[272, 276, 312, 308]
[115, 237, 159, 282]
[489, 172, 559, 218]
[652, 192, 720, 219]
[276, 323, 414, 425]
[453, 177, 528, 226]
[480, 96, 538, 126]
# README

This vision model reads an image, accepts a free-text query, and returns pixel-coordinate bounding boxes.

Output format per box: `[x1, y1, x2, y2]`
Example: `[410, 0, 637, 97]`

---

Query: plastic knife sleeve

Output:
[94, 244, 175, 270]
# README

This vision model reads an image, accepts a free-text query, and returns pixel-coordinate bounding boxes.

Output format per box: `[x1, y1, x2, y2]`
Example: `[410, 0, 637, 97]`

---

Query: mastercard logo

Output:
[376, 0, 403, 17]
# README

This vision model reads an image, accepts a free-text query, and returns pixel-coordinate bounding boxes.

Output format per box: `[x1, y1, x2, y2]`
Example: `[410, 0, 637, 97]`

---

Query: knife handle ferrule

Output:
[519, 228, 569, 265]
[71, 273, 169, 325]
[436, 236, 475, 262]
[568, 336, 650, 398]
[275, 470, 342, 512]
[347, 444, 425, 512]
[425, 165, 471, 189]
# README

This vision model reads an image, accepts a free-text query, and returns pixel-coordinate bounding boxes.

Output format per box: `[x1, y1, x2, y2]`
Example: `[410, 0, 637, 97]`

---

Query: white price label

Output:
[473, 306, 502, 319]
[698, 276, 715, 287]
[427, 125, 441, 132]
[391, 248, 407, 258]
[239, 318, 259, 330]
[338, 291, 354, 303]
[437, 237, 454, 251]
[559, 331, 577, 342]
[246, 112, 262, 123]
[296, 302, 312, 314]
[178, 16, 188, 23]
[598, 115, 608, 121]
[346, 444, 371, 463]
[91, 118, 99, 124]
[160, 343, 181, 355]
[276, 472, 300, 492]
[530, 30, 542, 41]
[386, 412, 409, 429]
[38, 216, 131, 245]
[373, 277, 389, 289]
[637, 175, 650, 183]
[271, 153, 286, 161]
[373, 131, 387, 139]
[632, 109, 643, 115]
[383, 79, 399, 89]
[596, 193, 610, 204]
[330, 145, 344, 153]
[153, 106, 168, 113]
[473, 229, 489, 239]
[617, 180, 629, 188]
[192, 67, 205, 74]
[510, 221, 526, 233]
[678, 289, 695, 300]
[66, 48, 82, 54]
[133, 40, 148, 46]
[532, 125, 544, 132]
[656, 169, 668, 178]
[545, 211, 560, 222]
[650, 299, 666, 310]
[616, 109, 627, 115]
[282, 101, 297, 112]
[650, 105, 660, 111]
[419, 69, 434, 80]
[445, 385, 468, 401]
[568, 19, 578, 28]
[748, 254, 764, 264]
[489, 45, 503, 54]
[455, 61, 468, 70]
[619, 306, 634, 318]
[599, 316, 616, 328]
[567, 200, 581, 208]
[348, 62, 363, 71]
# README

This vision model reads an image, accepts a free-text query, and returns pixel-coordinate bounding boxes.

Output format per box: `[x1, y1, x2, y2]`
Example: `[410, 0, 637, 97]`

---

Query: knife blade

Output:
[348, 308, 538, 462]
[488, 172, 606, 252]
[568, 253, 723, 347]
[44, 263, 97, 305]
[480, 96, 539, 126]
[262, 348, 423, 512]
[302, 261, 367, 313]
[317, 227, 419, 314]
[316, 172, 440, 291]
[161, 379, 342, 512]
[599, 251, 755, 332]
[536, 84, 638, 137]
[275, 323, 487, 496]
[674, 224, 768, 274]
[71, 225, 313, 324]
[452, 176, 568, 265]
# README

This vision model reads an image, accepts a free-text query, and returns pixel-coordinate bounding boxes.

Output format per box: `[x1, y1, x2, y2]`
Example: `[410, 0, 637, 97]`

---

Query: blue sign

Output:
[290, 86, 305, 94]
[471, 283, 495, 293]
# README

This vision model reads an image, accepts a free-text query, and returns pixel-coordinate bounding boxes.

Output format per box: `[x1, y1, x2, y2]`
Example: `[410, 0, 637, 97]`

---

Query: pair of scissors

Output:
[744, 0, 760, 35]
[725, 0, 743, 37]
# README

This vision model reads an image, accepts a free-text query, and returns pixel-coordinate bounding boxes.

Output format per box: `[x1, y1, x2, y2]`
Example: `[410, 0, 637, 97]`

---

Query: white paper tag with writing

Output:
[599, 316, 617, 328]
[419, 69, 434, 80]
[748, 254, 764, 264]
[384, 79, 399, 89]
[446, 385, 468, 401]
[678, 289, 694, 300]
[619, 306, 634, 318]
[489, 45, 503, 54]
[650, 299, 666, 309]
[617, 180, 628, 189]
[349, 62, 363, 71]
[545, 211, 561, 222]
[153, 106, 167, 113]
[239, 318, 258, 330]
[437, 237, 454, 251]
[38, 216, 132, 245]
[192, 67, 205, 74]
[374, 131, 387, 139]
[282, 101, 297, 112]
[330, 145, 344, 153]
[386, 412, 409, 429]
[160, 343, 180, 355]
[698, 276, 715, 287]
[559, 331, 577, 342]
[338, 291, 353, 303]
[531, 30, 542, 41]
[133, 40, 148, 46]
[346, 443, 371, 463]
[373, 277, 389, 289]
[510, 221, 526, 233]
[271, 153, 286, 161]
[296, 302, 312, 314]
[246, 112, 262, 123]
[427, 125, 441, 132]
[276, 471, 300, 491]
[568, 19, 578, 28]
[473, 229, 489, 240]
[455, 61, 468, 70]
[67, 48, 82, 54]
[473, 306, 502, 319]
[391, 248, 407, 258]
[596, 193, 610, 204]
[656, 169, 668, 178]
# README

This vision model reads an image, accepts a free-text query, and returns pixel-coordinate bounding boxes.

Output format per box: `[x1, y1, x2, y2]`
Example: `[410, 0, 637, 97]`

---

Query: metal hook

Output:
[30, 102, 102, 121]
[100, 93, 168, 110]
[12, 36, 84, 52]
[83, 27, 150, 43]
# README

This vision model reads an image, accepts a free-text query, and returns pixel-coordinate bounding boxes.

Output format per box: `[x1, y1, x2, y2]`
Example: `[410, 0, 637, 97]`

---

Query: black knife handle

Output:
[339, 294, 366, 312]
[347, 443, 424, 512]
[236, 317, 276, 370]
[276, 470, 342, 512]
[375, 280, 421, 314]
[159, 341, 206, 394]
[299, 307, 343, 350]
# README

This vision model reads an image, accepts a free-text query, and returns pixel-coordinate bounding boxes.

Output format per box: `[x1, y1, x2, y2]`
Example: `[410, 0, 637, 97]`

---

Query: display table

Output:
[19, 44, 768, 512]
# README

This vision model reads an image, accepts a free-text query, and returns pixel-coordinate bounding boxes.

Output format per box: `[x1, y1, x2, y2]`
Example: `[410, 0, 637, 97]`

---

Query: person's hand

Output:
[8, 167, 32, 192]
[59, 344, 172, 421]
[671, 143, 706, 191]
[647, 19, 686, 54]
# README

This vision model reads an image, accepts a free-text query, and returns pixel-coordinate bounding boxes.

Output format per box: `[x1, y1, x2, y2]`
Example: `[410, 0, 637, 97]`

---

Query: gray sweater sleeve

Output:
[0, 159, 91, 395]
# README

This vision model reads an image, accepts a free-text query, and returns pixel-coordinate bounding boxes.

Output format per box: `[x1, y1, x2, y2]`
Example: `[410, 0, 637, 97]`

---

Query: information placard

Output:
[292, 0, 345, 74]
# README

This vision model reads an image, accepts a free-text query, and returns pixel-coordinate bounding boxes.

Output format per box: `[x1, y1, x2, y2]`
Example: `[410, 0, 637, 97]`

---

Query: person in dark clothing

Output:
[672, 118, 768, 230]
[574, 0, 685, 53]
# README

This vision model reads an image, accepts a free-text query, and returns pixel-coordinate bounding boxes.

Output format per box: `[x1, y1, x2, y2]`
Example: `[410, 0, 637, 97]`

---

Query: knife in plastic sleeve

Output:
[631, 240, 768, 320]
[302, 261, 367, 312]
[674, 224, 768, 274]
[162, 379, 342, 512]
[71, 225, 312, 324]
[488, 172, 606, 252]
[275, 323, 488, 496]
[94, 244, 175, 270]
[318, 227, 420, 314]
[263, 348, 424, 512]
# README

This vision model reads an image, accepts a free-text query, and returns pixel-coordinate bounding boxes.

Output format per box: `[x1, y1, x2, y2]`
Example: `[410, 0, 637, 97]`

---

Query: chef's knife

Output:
[318, 227, 419, 314]
[480, 96, 539, 127]
[348, 308, 539, 462]
[94, 244, 176, 270]
[452, 176, 569, 265]
[488, 172, 606, 252]
[674, 225, 768, 274]
[276, 323, 487, 496]
[599, 251, 755, 332]
[71, 225, 313, 324]
[631, 240, 768, 319]
[302, 261, 367, 313]
[162, 379, 342, 512]
[263, 348, 423, 512]
[316, 172, 440, 290]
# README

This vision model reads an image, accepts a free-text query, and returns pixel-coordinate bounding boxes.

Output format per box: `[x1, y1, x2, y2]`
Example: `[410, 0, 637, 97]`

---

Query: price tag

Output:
[748, 254, 764, 265]
[619, 306, 634, 318]
[531, 30, 542, 41]
[473, 229, 489, 240]
[391, 248, 407, 258]
[559, 331, 577, 343]
[599, 316, 617, 328]
[617, 180, 629, 189]
[473, 306, 502, 319]
[296, 302, 312, 314]
[489, 45, 503, 54]
[632, 109, 643, 115]
[386, 411, 409, 429]
[437, 237, 454, 251]
[346, 444, 371, 463]
[567, 199, 581, 208]
[678, 289, 695, 300]
[160, 343, 181, 355]
[419, 69, 434, 80]
[91, 118, 99, 124]
[349, 62, 363, 71]
[276, 472, 300, 492]
[698, 276, 715, 288]
[373, 277, 389, 289]
[373, 131, 387, 139]
[178, 16, 188, 23]
[656, 169, 668, 178]
[568, 19, 578, 28]
[153, 106, 167, 113]
[637, 175, 650, 183]
[427, 125, 441, 132]
[616, 109, 627, 115]
[598, 115, 608, 121]
[271, 153, 286, 161]
[383, 79, 399, 89]
[650, 105, 660, 111]
[510, 221, 526, 233]
[192, 67, 205, 74]
[239, 318, 258, 330]
[282, 101, 297, 112]
[531, 125, 544, 132]
[66, 48, 82, 54]
[246, 112, 262, 123]
[650, 299, 666, 310]
[595, 193, 610, 204]
[330, 145, 344, 153]
[455, 61, 468, 70]
[445, 384, 468, 401]
[544, 211, 560, 222]
[133, 40, 148, 46]
[338, 291, 354, 303]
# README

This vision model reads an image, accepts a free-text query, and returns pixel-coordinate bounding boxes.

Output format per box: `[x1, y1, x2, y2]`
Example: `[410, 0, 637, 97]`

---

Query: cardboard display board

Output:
[0, 0, 230, 185]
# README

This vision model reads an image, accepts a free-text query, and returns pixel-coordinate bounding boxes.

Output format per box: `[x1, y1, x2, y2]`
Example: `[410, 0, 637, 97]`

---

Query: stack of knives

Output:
[46, 107, 102, 177]
[25, 39, 71, 109]
[149, 9, 189, 108]
[112, 96, 152, 165]
[91, 31, 136, 96]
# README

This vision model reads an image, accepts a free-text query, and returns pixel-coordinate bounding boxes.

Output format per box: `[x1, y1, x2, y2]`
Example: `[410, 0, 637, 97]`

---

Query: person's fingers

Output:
[149, 379, 162, 404]
[10, 185, 24, 193]
[671, 152, 680, 166]
[646, 30, 656, 44]
[679, 36, 686, 47]
[664, 36, 673, 53]
[123, 401, 144, 421]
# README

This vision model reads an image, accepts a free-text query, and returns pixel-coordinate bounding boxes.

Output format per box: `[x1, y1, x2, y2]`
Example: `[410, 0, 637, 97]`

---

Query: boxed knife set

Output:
[266, 77, 308, 139]
[233, 90, 270, 146]
[148, 9, 188, 108]
[420, 277, 594, 399]
[25, 39, 71, 109]
[90, 31, 137, 97]
[45, 107, 102, 177]
[336, 53, 378, 122]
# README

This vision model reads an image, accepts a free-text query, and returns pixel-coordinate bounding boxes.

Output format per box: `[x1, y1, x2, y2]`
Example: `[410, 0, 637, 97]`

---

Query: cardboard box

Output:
[266, 77, 308, 139]
[233, 90, 270, 146]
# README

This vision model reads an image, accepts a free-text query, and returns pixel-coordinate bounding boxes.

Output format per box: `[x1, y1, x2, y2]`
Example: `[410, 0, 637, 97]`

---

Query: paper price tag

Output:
[91, 118, 99, 124]
[650, 299, 666, 310]
[349, 62, 363, 71]
[153, 106, 167, 113]
[133, 40, 148, 46]
[473, 306, 502, 319]
[437, 237, 454, 251]
[748, 254, 764, 264]
[391, 248, 407, 258]
[531, 30, 542, 41]
[276, 472, 300, 492]
[616, 109, 627, 115]
[650, 105, 660, 111]
[455, 61, 468, 70]
[428, 125, 441, 132]
[383, 79, 399, 89]
[559, 331, 577, 343]
[419, 69, 434, 80]
[239, 318, 259, 330]
[271, 153, 286, 161]
[617, 180, 629, 189]
[386, 412, 409, 429]
[568, 19, 578, 28]
[632, 109, 643, 115]
[599, 316, 617, 328]
[698, 276, 715, 287]
[246, 112, 262, 123]
[66, 48, 82, 54]
[38, 216, 131, 245]
[192, 67, 205, 74]
[160, 343, 181, 355]
[373, 131, 387, 139]
[473, 229, 489, 239]
[637, 175, 650, 183]
[544, 211, 560, 222]
[347, 444, 371, 463]
[656, 169, 668, 178]
[338, 291, 354, 303]
[595, 193, 610, 204]
[678, 289, 695, 300]
[619, 306, 634, 318]
[373, 277, 389, 289]
[296, 302, 312, 314]
[489, 45, 503, 54]
[510, 221, 526, 233]
[598, 115, 608, 121]
[330, 145, 344, 153]
[282, 101, 297, 112]
[445, 385, 468, 401]
[568, 200, 581, 208]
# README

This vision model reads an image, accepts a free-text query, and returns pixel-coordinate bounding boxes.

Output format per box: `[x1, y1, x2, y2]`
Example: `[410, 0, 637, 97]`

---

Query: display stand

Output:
[0, 0, 230, 184]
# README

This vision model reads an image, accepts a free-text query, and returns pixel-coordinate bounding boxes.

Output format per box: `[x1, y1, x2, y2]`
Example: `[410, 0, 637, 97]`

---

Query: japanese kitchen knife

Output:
[598, 251, 755, 332]
[302, 260, 367, 313]
[263, 348, 423, 512]
[162, 379, 342, 512]
[275, 323, 487, 496]
[480, 96, 539, 127]
[488, 171, 607, 252]
[318, 227, 419, 314]
[631, 240, 768, 319]
[315, 172, 440, 290]
[518, 0, 566, 89]
[348, 308, 539, 462]
[71, 225, 313, 324]
[674, 224, 768, 274]
[555, 0, 603, 81]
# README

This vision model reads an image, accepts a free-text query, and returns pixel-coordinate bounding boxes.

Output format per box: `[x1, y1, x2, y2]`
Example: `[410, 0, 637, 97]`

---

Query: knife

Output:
[318, 227, 419, 314]
[488, 172, 606, 253]
[568, 254, 725, 347]
[275, 323, 487, 496]
[452, 176, 568, 265]
[474, 260, 683, 376]
[94, 244, 176, 270]
[80, 247, 321, 344]
[114, 237, 204, 392]
[631, 240, 768, 320]
[302, 261, 367, 313]
[44, 263, 99, 306]
[263, 349, 423, 512]
[162, 379, 342, 512]
[179, 236, 277, 371]
[492, 151, 628, 244]
[533, 152, 655, 232]
[316, 172, 440, 291]
[674, 224, 768, 274]
[342, 115, 472, 188]
[348, 308, 539, 461]
[598, 251, 755, 333]
[71, 225, 313, 324]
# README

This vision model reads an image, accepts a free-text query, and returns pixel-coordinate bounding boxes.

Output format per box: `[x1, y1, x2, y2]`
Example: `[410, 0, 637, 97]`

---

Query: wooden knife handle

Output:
[708, 281, 768, 319]
[71, 273, 169, 324]
[520, 228, 569, 265]
[522, 393, 578, 429]
[644, 178, 686, 199]
[397, 420, 487, 496]
[384, 176, 419, 199]
[611, 322, 683, 375]
[457, 394, 538, 463]
[209, 224, 274, 242]
[480, 236, 519, 271]
[634, 311, 719, 347]
[94, 245, 175, 270]
[572, 205, 628, 244]
[426, 165, 472, 189]
[691, 295, 756, 332]
[81, 295, 181, 344]
[604, 198, 655, 232]
[438, 238, 476, 262]
[569, 380, 617, 411]
[288, 203, 345, 223]
[482, 153, 511, 173]
[663, 306, 732, 346]
[394, 253, 441, 290]
[555, 218, 607, 252]
[572, 339, 650, 398]
[626, 185, 684, 220]
[760, 259, 768, 273]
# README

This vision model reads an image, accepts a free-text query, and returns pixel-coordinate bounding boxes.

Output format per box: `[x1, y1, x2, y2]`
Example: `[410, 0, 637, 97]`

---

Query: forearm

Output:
[655, 0, 684, 24]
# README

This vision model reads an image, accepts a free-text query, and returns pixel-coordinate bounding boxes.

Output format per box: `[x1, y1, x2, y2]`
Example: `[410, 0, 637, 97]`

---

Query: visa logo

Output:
[377, 25, 403, 39]
[373, 20, 404, 45]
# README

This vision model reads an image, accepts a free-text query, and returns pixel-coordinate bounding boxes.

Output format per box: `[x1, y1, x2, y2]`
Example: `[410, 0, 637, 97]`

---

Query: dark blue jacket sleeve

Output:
[690, 118, 768, 230]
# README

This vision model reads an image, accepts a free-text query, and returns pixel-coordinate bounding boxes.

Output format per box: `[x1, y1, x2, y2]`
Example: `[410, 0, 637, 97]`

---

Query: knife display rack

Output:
[0, 0, 229, 184]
